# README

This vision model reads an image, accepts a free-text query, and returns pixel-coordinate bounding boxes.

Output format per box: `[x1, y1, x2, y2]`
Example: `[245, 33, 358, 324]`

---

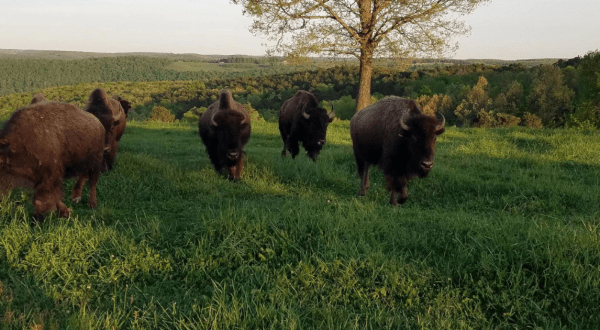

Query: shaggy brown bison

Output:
[199, 89, 251, 181]
[279, 90, 335, 161]
[0, 99, 106, 222]
[84, 88, 130, 171]
[350, 96, 445, 205]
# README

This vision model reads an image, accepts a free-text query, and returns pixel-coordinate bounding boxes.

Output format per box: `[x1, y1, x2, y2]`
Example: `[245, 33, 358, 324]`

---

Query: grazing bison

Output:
[84, 88, 130, 171]
[350, 96, 445, 205]
[198, 89, 251, 181]
[279, 90, 335, 161]
[0, 98, 106, 222]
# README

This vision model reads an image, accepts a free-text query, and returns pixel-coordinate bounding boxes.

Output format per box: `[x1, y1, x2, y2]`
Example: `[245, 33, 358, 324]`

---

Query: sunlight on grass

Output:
[1, 121, 600, 328]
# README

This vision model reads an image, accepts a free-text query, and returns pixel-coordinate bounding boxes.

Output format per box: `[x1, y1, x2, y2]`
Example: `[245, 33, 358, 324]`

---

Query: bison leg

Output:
[389, 189, 398, 206]
[72, 175, 87, 203]
[227, 165, 237, 181]
[385, 175, 409, 206]
[234, 156, 244, 180]
[357, 159, 370, 196]
[87, 169, 100, 209]
[288, 140, 300, 159]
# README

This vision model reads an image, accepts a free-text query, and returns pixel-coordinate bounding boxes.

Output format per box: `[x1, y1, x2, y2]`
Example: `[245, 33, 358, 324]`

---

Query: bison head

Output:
[300, 104, 335, 161]
[399, 113, 445, 178]
[210, 110, 250, 164]
[113, 96, 131, 117]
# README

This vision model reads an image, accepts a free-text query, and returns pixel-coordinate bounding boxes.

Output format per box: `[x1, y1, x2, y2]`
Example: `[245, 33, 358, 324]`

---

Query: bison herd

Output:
[0, 88, 445, 223]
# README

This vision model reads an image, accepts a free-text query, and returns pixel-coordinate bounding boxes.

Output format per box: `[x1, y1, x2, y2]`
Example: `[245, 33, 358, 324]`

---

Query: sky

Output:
[0, 0, 598, 60]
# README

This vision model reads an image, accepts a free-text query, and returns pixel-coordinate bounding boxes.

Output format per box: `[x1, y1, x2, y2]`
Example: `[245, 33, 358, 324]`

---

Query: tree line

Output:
[1, 51, 598, 128]
[0, 56, 292, 96]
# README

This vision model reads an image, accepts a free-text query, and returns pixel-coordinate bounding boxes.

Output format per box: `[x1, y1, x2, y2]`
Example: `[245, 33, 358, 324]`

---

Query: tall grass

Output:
[1, 121, 599, 329]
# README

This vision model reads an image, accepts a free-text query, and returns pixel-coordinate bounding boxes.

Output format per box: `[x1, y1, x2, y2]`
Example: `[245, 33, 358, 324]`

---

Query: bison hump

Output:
[219, 89, 234, 110]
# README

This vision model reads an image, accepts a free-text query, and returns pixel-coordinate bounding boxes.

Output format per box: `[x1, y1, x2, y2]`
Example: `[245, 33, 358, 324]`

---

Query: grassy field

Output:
[1, 120, 600, 329]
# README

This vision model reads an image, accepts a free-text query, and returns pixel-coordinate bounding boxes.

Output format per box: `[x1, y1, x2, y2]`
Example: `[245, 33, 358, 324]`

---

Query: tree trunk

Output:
[356, 48, 374, 112]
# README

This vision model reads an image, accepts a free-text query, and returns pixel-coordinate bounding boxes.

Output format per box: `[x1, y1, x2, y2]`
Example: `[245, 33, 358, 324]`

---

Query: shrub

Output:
[477, 110, 521, 128]
[148, 106, 175, 123]
[181, 107, 206, 123]
[332, 95, 357, 120]
[495, 113, 521, 128]
[522, 112, 543, 129]
[243, 103, 263, 122]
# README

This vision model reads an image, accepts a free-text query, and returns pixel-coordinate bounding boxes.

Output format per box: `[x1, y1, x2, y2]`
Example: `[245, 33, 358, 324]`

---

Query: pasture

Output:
[1, 120, 600, 329]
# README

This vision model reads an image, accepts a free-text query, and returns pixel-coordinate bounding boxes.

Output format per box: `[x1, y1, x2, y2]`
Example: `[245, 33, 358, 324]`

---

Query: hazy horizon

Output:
[1, 0, 598, 60]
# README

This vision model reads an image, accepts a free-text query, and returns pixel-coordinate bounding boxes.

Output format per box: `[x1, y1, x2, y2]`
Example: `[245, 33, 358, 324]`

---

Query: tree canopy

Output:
[232, 0, 491, 111]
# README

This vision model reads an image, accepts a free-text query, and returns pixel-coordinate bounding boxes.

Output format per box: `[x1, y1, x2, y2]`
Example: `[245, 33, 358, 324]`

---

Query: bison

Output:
[279, 90, 335, 161]
[84, 88, 130, 171]
[350, 96, 445, 205]
[198, 89, 251, 181]
[0, 97, 106, 222]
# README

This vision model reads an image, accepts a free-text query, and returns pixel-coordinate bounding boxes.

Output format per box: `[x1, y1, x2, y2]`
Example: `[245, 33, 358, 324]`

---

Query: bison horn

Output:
[399, 116, 410, 132]
[436, 113, 446, 132]
[210, 113, 218, 127]
[328, 102, 335, 120]
[301, 104, 310, 120]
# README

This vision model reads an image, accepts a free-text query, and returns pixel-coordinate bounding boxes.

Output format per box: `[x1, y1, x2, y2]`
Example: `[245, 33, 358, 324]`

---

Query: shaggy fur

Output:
[350, 96, 445, 205]
[29, 93, 47, 105]
[198, 89, 251, 181]
[279, 90, 334, 161]
[0, 99, 105, 222]
[84, 88, 130, 171]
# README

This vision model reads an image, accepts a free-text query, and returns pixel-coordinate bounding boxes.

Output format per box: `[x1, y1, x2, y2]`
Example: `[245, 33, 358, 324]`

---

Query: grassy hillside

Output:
[1, 120, 599, 329]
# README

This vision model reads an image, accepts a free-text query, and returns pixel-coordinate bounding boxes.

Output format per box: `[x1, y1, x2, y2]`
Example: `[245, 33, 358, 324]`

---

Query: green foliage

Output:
[477, 110, 521, 128]
[181, 107, 206, 123]
[521, 112, 544, 129]
[331, 95, 357, 120]
[242, 103, 264, 122]
[526, 65, 575, 127]
[148, 106, 175, 123]
[1, 121, 600, 328]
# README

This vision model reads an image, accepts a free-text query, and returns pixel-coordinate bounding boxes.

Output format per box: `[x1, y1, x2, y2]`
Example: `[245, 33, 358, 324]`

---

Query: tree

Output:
[231, 0, 490, 112]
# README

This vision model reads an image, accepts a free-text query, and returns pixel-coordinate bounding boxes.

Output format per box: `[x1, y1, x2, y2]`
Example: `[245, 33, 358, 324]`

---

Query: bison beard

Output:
[0, 98, 106, 223]
[198, 89, 251, 181]
[279, 90, 334, 161]
[350, 96, 445, 205]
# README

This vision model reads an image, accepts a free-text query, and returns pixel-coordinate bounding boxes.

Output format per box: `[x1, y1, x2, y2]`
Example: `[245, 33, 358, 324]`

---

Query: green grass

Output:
[1, 121, 600, 329]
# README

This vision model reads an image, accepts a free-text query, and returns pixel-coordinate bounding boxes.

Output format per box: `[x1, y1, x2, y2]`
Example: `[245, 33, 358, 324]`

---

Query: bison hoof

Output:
[398, 197, 408, 205]
[358, 189, 366, 196]
[281, 150, 287, 157]
[58, 208, 71, 218]
[88, 200, 97, 209]
[72, 196, 82, 204]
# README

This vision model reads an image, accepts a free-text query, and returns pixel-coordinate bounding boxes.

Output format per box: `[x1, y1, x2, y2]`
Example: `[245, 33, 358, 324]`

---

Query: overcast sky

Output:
[1, 0, 598, 60]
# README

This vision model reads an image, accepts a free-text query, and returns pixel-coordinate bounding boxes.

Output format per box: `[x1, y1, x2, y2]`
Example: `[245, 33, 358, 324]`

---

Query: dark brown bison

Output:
[84, 88, 130, 171]
[0, 98, 106, 222]
[350, 96, 445, 205]
[279, 90, 335, 161]
[198, 89, 251, 181]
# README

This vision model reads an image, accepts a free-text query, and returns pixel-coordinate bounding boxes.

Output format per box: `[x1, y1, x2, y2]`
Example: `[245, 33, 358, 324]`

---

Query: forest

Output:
[0, 51, 599, 128]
